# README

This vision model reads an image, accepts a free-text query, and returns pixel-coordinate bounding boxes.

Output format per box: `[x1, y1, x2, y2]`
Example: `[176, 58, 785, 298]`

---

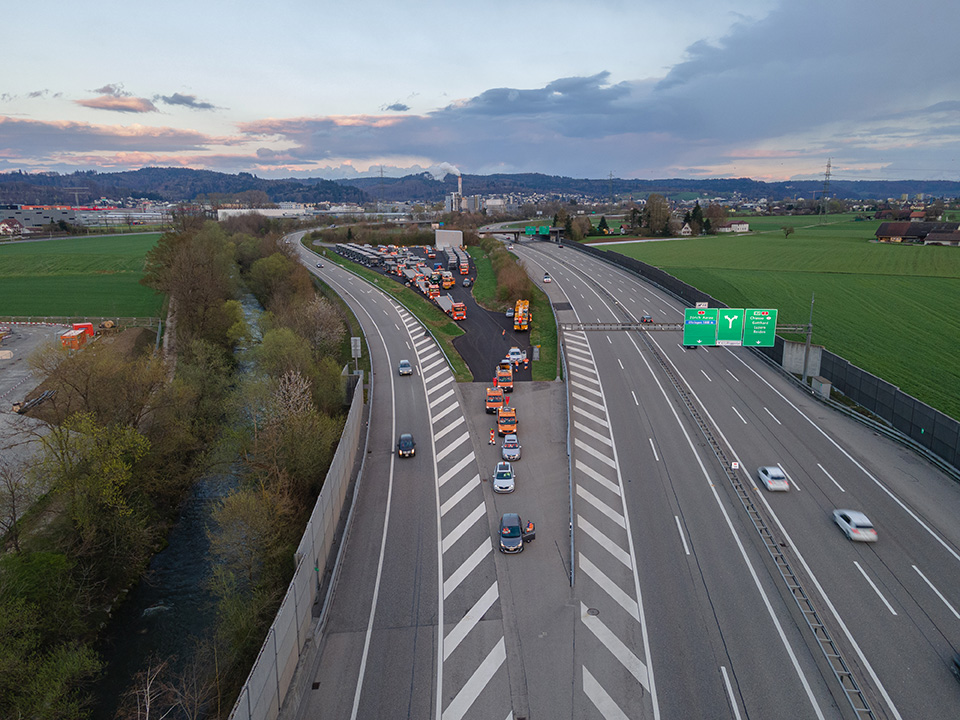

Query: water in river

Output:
[90, 295, 262, 719]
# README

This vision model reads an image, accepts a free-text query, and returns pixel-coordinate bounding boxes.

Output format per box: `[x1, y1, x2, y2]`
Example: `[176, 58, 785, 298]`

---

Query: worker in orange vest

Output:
[489, 428, 495, 444]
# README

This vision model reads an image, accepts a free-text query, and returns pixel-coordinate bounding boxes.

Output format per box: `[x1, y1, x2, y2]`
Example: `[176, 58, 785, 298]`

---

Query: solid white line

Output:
[818, 463, 845, 492]
[443, 503, 487, 554]
[440, 475, 480, 517]
[731, 406, 747, 424]
[443, 540, 491, 598]
[442, 637, 506, 720]
[438, 451, 475, 487]
[444, 582, 500, 660]
[432, 402, 458, 424]
[648, 438, 659, 461]
[435, 432, 469, 462]
[763, 407, 782, 425]
[720, 666, 743, 720]
[430, 388, 455, 407]
[434, 415, 466, 442]
[575, 438, 617, 469]
[581, 602, 649, 688]
[854, 562, 897, 615]
[575, 459, 622, 496]
[572, 391, 607, 412]
[577, 485, 626, 527]
[575, 420, 613, 447]
[577, 515, 631, 567]
[913, 565, 960, 619]
[582, 666, 630, 720]
[574, 405, 610, 429]
[579, 554, 639, 621]
[675, 516, 691, 556]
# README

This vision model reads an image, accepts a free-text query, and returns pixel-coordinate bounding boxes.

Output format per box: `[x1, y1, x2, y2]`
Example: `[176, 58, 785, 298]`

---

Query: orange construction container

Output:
[72, 322, 95, 337]
[61, 329, 88, 349]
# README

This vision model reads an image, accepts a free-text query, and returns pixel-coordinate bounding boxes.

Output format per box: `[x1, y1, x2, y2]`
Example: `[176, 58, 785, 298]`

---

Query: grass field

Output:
[0, 234, 164, 317]
[608, 217, 960, 420]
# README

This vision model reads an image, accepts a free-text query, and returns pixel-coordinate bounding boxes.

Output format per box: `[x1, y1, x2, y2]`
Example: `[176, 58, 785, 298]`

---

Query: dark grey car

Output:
[397, 433, 416, 458]
[501, 434, 521, 461]
[498, 513, 535, 553]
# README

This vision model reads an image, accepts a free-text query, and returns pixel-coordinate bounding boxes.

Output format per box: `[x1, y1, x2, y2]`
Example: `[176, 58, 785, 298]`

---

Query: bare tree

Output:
[781, 226, 795, 239]
[118, 659, 176, 720]
[0, 458, 35, 553]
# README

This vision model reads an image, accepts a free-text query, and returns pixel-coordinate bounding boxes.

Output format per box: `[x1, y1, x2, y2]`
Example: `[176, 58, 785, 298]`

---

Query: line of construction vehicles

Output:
[397, 261, 466, 321]
[486, 345, 529, 436]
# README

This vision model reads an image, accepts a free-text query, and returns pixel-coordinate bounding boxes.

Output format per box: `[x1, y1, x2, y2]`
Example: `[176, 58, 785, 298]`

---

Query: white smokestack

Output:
[458, 175, 462, 196]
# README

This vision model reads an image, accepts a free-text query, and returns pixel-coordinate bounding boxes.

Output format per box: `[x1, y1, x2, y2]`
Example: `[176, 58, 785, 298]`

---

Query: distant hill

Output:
[338, 173, 960, 203]
[2, 168, 958, 206]
[0, 167, 366, 205]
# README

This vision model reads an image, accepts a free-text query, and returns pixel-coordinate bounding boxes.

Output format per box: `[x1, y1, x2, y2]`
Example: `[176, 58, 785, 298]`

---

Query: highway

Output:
[287, 233, 960, 719]
[515, 237, 960, 719]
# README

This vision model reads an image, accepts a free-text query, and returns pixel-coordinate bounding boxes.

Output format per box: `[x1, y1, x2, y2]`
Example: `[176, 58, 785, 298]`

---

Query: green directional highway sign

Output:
[716, 308, 745, 346]
[743, 308, 778, 346]
[683, 308, 718, 346]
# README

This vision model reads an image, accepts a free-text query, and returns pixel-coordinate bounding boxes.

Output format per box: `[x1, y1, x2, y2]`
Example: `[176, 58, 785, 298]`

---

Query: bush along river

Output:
[91, 295, 262, 719]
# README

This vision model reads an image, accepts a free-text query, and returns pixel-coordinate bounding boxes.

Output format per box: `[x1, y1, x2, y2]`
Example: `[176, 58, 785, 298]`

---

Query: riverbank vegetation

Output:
[0, 213, 353, 718]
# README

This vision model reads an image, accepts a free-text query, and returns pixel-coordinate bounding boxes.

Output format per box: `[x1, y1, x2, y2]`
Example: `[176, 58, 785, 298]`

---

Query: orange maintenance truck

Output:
[485, 387, 505, 413]
[497, 406, 518, 435]
[495, 366, 513, 393]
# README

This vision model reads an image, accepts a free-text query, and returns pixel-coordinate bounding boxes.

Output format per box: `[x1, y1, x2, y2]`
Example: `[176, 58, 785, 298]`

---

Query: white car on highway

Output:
[492, 461, 516, 493]
[833, 509, 878, 542]
[757, 465, 789, 491]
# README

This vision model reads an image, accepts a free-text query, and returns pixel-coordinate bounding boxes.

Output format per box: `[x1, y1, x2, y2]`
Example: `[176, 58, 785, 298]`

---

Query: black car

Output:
[640, 314, 653, 323]
[316, 262, 324, 268]
[397, 433, 416, 458]
[498, 513, 535, 553]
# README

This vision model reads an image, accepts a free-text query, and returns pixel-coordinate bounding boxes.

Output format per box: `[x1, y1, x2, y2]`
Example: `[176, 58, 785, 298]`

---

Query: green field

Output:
[0, 234, 164, 317]
[608, 218, 960, 420]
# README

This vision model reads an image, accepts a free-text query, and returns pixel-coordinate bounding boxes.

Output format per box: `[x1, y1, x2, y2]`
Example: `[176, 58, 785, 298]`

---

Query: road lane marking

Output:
[575, 438, 617, 469]
[430, 388, 455, 407]
[442, 637, 506, 720]
[421, 356, 445, 374]
[731, 406, 747, 424]
[582, 666, 630, 720]
[618, 358, 624, 370]
[575, 420, 614, 447]
[426, 372, 453, 390]
[442, 503, 486, 553]
[675, 516, 691, 555]
[648, 438, 659, 461]
[632, 391, 639, 406]
[577, 485, 626, 527]
[854, 562, 897, 615]
[763, 407, 782, 425]
[434, 415, 465, 442]
[579, 554, 639, 621]
[913, 565, 960, 619]
[440, 476, 480, 516]
[571, 379, 601, 394]
[576, 459, 621, 496]
[444, 582, 499, 660]
[726, 369, 739, 382]
[720, 666, 743, 720]
[436, 432, 469, 462]
[572, 391, 606, 412]
[701, 369, 712, 382]
[818, 463, 845, 492]
[432, 402, 458, 424]
[443, 540, 491, 599]
[439, 452, 476, 487]
[581, 602, 649, 688]
[573, 406, 609, 429]
[577, 516, 631, 568]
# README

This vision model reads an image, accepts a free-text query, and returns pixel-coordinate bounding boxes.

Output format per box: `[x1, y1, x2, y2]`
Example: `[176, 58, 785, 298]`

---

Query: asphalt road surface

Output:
[287, 233, 960, 720]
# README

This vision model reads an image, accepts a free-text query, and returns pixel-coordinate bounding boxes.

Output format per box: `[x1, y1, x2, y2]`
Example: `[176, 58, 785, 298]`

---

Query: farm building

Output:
[717, 220, 750, 233]
[875, 222, 960, 244]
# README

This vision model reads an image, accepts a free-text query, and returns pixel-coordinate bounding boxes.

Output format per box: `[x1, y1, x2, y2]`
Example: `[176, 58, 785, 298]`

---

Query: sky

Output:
[2, 0, 959, 183]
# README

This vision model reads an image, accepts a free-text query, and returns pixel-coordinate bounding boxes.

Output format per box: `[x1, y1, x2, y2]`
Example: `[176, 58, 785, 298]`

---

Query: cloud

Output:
[156, 92, 217, 110]
[76, 83, 157, 113]
[382, 103, 410, 112]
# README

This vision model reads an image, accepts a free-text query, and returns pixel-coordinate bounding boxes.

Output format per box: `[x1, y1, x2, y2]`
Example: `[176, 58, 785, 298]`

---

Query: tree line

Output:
[0, 212, 352, 718]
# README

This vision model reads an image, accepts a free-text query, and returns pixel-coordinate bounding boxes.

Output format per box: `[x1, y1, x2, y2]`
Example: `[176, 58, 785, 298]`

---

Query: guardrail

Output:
[0, 315, 160, 328]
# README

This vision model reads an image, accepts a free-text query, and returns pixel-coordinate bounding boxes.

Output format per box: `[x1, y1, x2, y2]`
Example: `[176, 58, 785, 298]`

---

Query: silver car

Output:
[501, 434, 521, 461]
[833, 509, 878, 542]
[757, 465, 789, 491]
[398, 359, 413, 376]
[492, 461, 515, 494]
